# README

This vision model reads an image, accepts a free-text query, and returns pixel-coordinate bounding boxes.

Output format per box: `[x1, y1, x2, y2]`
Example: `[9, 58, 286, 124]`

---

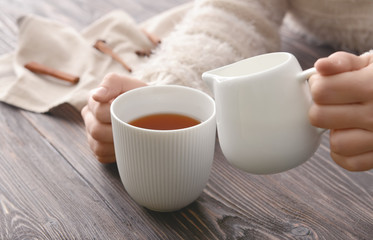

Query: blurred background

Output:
[0, 0, 190, 54]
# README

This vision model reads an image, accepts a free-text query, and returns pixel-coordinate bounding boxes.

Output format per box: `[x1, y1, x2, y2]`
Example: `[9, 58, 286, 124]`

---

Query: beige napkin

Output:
[0, 3, 191, 113]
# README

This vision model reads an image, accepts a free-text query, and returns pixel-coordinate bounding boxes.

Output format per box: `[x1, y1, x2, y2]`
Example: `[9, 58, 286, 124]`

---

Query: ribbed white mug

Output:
[111, 85, 216, 212]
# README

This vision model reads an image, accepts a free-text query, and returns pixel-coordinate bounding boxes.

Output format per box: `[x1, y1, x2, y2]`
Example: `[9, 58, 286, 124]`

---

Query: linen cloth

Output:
[0, 3, 191, 112]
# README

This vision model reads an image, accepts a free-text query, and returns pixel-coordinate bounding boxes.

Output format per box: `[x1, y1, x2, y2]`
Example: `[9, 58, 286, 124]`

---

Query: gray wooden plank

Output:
[0, 104, 133, 238]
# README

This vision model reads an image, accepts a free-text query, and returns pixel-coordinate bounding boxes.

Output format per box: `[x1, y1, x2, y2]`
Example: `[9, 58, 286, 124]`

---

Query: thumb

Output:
[315, 51, 371, 76]
[92, 73, 147, 103]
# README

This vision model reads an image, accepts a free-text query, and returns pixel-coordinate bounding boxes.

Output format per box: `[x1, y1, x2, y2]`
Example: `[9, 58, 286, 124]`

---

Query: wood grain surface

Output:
[0, 1, 372, 239]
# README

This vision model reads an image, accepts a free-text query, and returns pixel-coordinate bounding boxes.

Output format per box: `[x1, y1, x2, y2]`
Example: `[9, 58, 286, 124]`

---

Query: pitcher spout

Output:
[202, 72, 218, 96]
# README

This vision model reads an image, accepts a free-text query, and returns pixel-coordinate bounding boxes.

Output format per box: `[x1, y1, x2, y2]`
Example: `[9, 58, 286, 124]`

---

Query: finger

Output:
[84, 109, 114, 143]
[315, 51, 371, 76]
[93, 73, 147, 103]
[309, 103, 373, 130]
[329, 129, 373, 156]
[309, 64, 373, 104]
[81, 105, 89, 120]
[87, 134, 116, 163]
[87, 97, 111, 123]
[96, 156, 116, 164]
[82, 103, 116, 164]
[331, 151, 373, 172]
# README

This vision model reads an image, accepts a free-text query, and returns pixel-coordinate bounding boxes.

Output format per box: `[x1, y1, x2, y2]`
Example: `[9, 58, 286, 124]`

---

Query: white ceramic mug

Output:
[202, 52, 325, 174]
[111, 85, 216, 212]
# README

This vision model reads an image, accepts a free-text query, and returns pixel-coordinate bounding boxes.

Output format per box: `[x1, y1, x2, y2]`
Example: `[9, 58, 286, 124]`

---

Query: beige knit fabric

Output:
[135, 0, 373, 93]
[285, 0, 373, 52]
[134, 0, 288, 94]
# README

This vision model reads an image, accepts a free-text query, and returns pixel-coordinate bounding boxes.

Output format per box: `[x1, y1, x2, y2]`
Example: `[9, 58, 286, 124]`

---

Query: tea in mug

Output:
[128, 113, 200, 130]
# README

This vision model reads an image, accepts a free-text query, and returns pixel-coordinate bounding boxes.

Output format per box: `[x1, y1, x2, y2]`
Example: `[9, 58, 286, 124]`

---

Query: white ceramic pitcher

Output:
[202, 52, 325, 174]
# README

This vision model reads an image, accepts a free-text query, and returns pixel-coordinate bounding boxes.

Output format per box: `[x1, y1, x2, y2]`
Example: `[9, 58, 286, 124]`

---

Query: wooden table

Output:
[1, 1, 372, 239]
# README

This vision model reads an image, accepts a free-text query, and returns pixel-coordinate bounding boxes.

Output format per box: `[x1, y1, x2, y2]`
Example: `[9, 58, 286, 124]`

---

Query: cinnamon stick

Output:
[24, 62, 80, 84]
[93, 40, 132, 72]
[142, 29, 161, 46]
[135, 49, 152, 57]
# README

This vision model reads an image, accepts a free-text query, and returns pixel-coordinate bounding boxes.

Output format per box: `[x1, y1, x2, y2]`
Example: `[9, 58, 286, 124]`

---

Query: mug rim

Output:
[111, 85, 216, 133]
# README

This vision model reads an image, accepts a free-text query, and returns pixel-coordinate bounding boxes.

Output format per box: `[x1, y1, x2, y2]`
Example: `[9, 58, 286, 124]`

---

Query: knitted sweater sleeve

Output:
[133, 0, 288, 93]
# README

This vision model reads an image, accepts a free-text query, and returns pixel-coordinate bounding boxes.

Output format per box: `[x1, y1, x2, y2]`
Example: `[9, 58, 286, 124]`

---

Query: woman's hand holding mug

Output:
[81, 73, 147, 163]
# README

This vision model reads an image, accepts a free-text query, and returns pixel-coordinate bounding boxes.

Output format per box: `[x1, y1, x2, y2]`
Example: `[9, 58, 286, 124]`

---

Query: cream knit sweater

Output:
[134, 0, 373, 93]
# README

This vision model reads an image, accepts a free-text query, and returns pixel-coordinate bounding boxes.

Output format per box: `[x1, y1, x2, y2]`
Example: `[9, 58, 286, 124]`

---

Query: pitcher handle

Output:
[297, 67, 317, 81]
[297, 67, 327, 135]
